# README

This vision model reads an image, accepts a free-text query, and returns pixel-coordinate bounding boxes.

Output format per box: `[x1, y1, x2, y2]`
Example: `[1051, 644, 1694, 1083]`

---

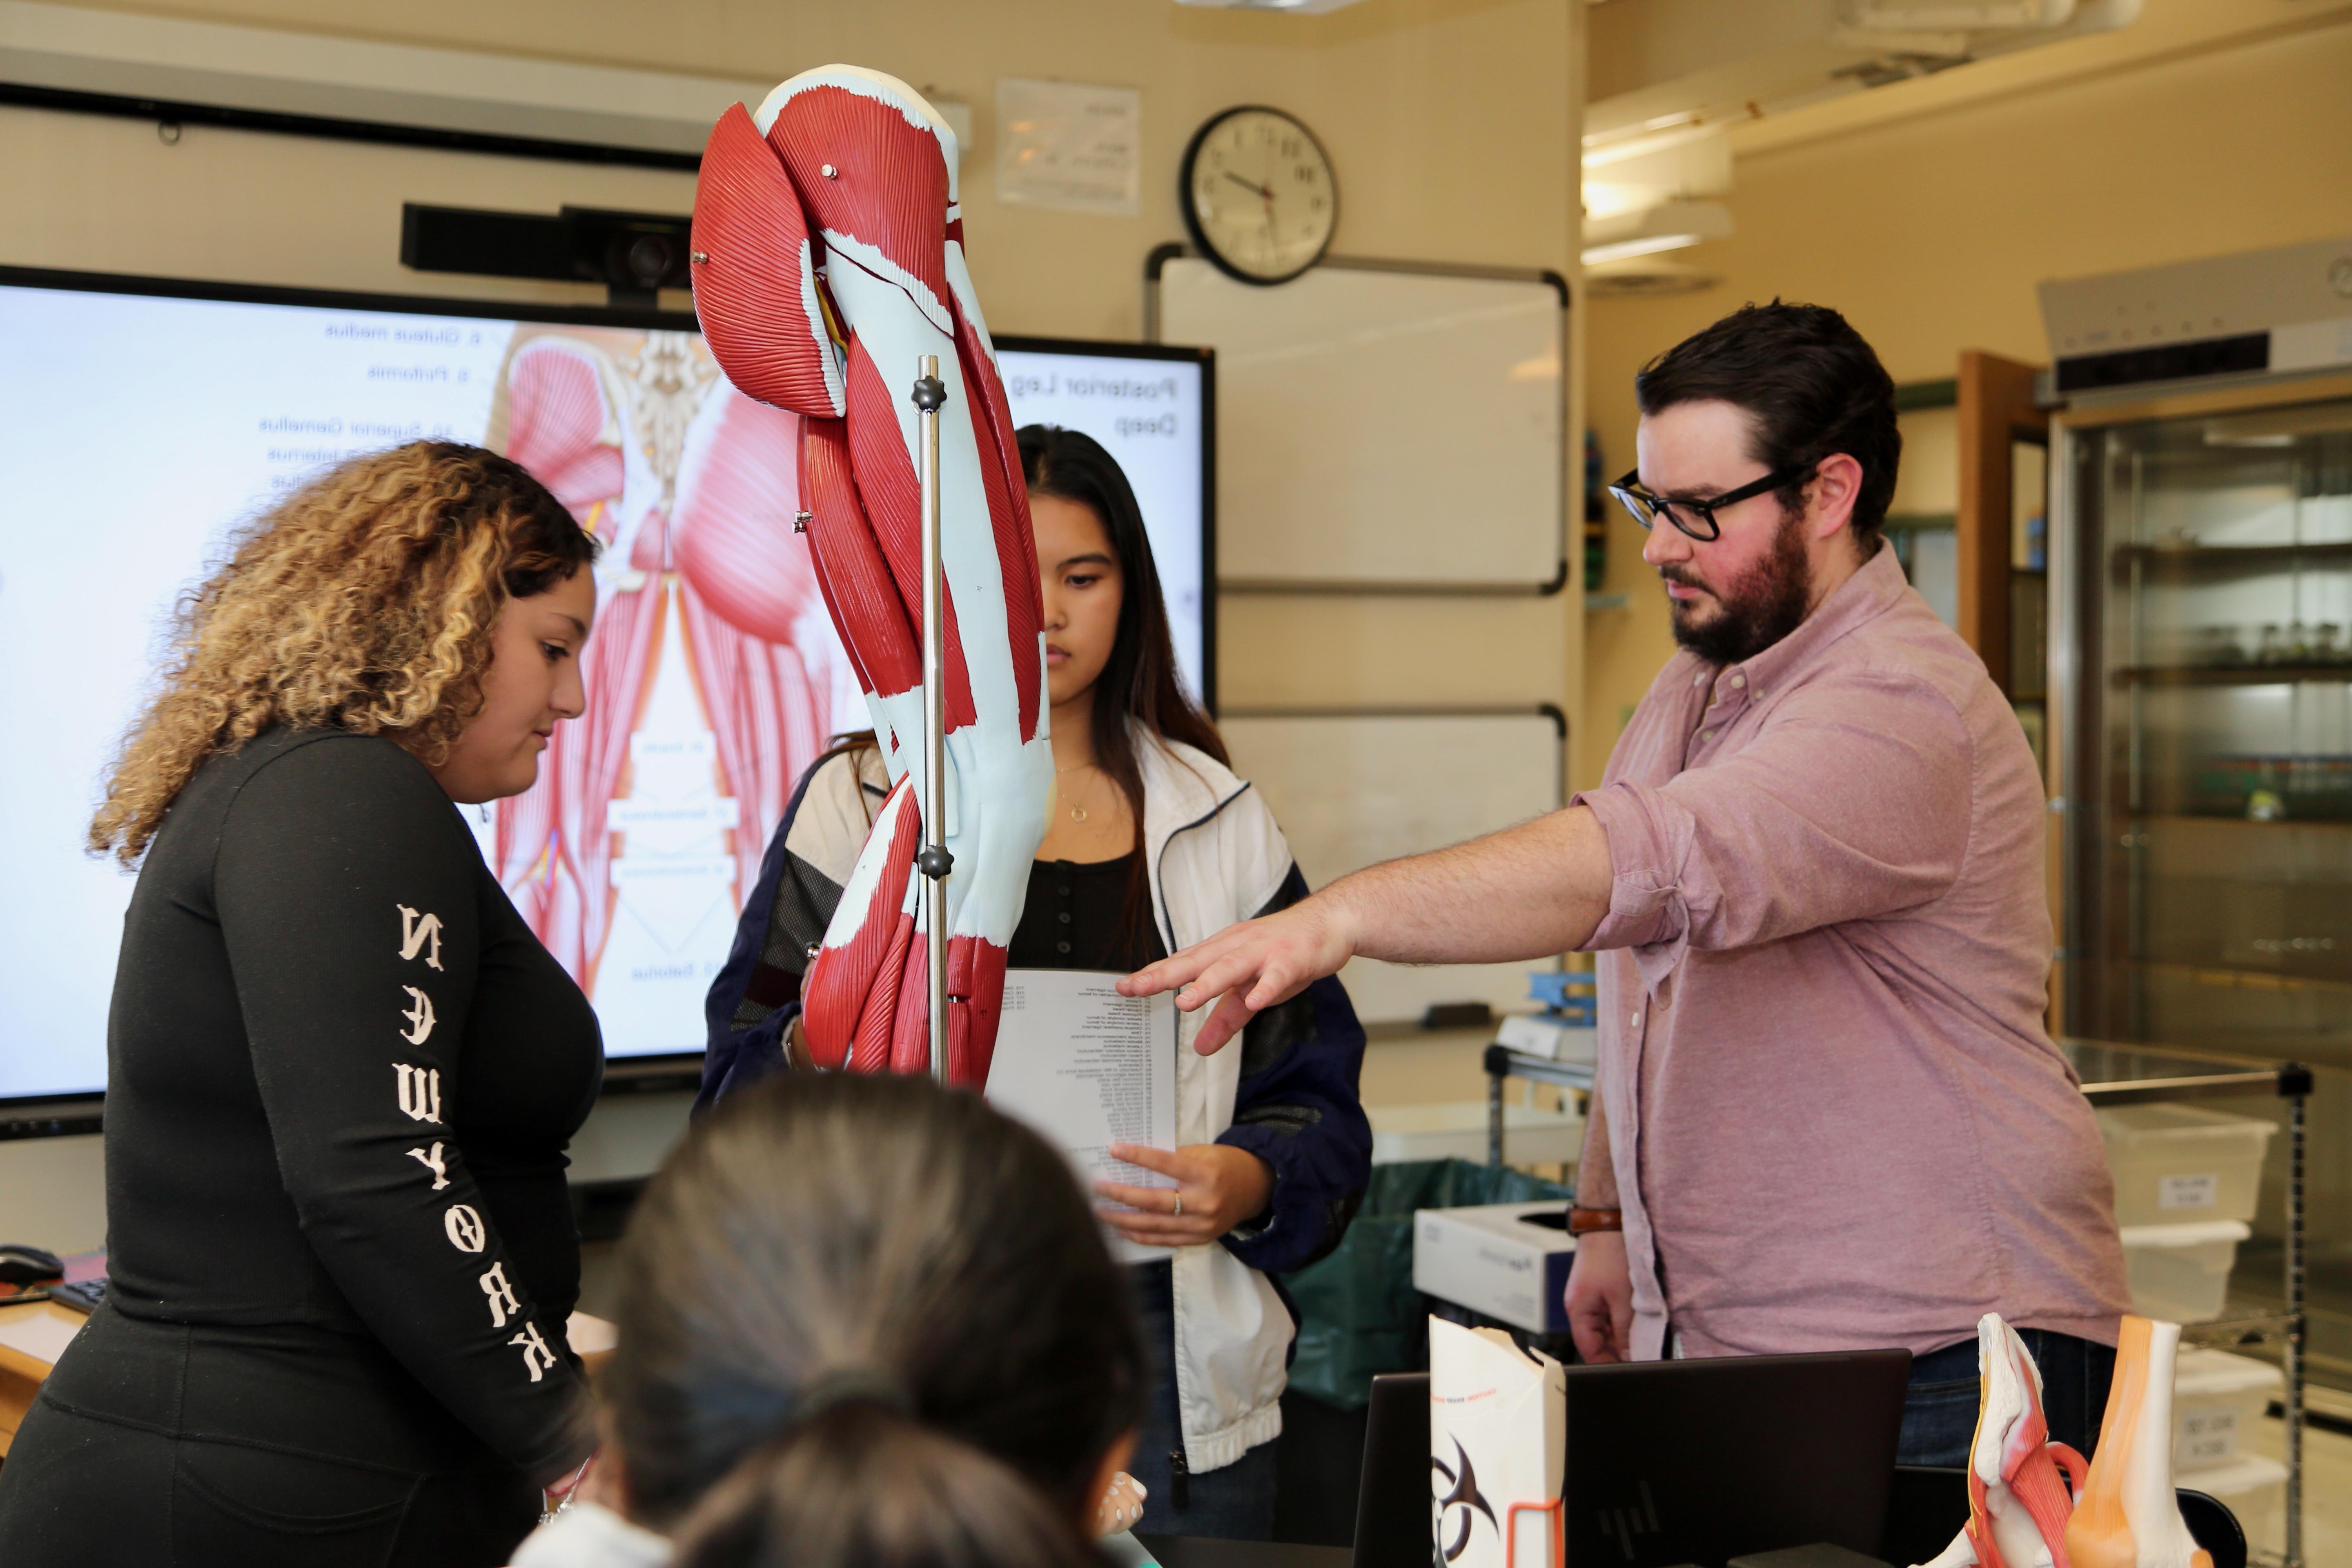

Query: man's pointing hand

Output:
[1118, 898, 1358, 1055]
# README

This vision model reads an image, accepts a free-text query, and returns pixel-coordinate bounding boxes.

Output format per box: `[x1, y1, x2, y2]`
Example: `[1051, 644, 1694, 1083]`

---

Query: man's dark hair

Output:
[1634, 301, 1901, 549]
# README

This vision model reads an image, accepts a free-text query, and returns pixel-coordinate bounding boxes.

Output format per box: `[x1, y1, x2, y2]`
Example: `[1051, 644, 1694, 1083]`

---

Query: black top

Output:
[100, 726, 601, 1477]
[1007, 852, 1168, 974]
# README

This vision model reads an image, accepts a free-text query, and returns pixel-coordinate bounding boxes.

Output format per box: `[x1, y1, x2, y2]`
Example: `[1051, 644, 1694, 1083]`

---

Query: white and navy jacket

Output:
[699, 728, 1372, 1471]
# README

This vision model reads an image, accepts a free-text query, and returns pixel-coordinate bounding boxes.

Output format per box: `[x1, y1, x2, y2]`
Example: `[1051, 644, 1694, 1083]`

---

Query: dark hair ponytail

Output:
[608, 1073, 1146, 1568]
[670, 1406, 1100, 1568]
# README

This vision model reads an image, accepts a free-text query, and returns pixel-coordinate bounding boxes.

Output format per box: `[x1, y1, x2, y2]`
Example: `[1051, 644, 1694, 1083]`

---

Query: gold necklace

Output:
[1056, 759, 1097, 824]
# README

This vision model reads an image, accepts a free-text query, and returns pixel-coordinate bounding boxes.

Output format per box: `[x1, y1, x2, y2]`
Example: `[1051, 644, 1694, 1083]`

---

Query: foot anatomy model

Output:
[1914, 1315, 2212, 1568]
[691, 66, 1051, 1087]
[1917, 1315, 2090, 1568]
[2065, 1318, 2213, 1568]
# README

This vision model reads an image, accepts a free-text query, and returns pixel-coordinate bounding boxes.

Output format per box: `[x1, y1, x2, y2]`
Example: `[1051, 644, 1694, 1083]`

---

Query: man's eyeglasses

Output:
[1608, 465, 1808, 543]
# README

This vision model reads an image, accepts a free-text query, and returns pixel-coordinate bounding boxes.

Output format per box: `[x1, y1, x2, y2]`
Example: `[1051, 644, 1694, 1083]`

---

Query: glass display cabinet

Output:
[2052, 372, 2352, 1058]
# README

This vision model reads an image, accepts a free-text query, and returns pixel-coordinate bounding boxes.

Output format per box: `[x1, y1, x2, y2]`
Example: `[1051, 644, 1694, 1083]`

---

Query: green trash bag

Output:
[1279, 1158, 1570, 1411]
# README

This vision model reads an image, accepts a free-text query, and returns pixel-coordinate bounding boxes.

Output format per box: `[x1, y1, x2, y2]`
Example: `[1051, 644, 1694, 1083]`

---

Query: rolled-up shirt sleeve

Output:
[1574, 669, 1974, 987]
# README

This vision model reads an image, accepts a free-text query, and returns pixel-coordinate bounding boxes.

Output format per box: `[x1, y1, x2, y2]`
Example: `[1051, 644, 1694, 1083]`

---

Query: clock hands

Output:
[1223, 170, 1275, 203]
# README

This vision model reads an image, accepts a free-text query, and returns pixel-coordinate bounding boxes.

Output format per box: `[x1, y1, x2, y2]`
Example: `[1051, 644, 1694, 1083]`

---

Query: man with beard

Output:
[1123, 303, 2127, 1464]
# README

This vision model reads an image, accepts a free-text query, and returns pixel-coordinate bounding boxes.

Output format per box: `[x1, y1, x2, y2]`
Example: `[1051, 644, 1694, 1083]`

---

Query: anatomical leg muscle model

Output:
[691, 65, 1051, 1087]
[1914, 1314, 2213, 1568]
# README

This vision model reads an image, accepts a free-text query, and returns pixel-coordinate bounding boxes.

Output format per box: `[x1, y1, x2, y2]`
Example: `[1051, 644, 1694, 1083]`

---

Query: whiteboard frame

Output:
[1145, 245, 1572, 598]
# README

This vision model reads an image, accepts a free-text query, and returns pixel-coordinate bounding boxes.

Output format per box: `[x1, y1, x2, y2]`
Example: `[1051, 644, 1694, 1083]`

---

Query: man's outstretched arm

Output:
[1120, 805, 1615, 1052]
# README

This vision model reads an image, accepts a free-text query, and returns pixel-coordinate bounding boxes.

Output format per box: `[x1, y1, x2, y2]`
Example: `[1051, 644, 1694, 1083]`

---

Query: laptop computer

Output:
[1353, 1349, 1910, 1568]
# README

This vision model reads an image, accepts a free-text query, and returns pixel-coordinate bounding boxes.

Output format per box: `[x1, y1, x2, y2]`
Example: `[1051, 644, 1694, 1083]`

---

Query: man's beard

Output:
[1664, 506, 1813, 666]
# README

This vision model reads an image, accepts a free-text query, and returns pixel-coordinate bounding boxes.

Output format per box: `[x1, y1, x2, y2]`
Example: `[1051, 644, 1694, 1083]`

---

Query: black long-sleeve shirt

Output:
[100, 726, 601, 1479]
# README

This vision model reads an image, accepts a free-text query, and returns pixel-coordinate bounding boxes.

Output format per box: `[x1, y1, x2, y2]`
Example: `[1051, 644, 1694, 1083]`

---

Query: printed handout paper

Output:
[985, 969, 1178, 1263]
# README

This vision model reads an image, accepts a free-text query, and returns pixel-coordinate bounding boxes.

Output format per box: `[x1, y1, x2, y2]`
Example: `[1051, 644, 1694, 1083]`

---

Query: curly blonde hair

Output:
[91, 441, 598, 865]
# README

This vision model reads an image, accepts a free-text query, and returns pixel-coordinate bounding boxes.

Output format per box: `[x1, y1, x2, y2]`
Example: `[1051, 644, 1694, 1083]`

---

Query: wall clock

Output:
[1178, 106, 1337, 286]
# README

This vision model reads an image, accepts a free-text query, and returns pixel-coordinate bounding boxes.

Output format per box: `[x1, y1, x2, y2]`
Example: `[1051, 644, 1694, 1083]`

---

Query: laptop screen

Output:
[1354, 1349, 1909, 1568]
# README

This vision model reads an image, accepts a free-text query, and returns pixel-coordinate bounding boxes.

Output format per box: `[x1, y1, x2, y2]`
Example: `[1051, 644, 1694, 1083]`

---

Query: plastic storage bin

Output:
[2174, 1452, 2286, 1558]
[2098, 1104, 2274, 1228]
[2172, 1348, 2283, 1472]
[2118, 1220, 2251, 1323]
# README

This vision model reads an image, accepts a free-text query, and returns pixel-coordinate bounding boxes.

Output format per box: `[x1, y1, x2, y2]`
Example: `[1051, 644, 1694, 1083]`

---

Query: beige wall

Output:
[0, 0, 1584, 758]
[1581, 15, 2352, 771]
[1, 1, 1587, 1216]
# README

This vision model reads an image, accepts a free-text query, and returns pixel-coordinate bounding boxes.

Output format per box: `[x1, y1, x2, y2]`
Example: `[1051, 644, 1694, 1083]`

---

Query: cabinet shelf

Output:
[2115, 664, 2352, 686]
[2114, 540, 2352, 575]
[2129, 811, 2352, 829]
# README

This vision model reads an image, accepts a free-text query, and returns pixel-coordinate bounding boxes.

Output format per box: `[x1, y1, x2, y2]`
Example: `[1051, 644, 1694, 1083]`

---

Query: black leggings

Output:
[0, 1306, 539, 1568]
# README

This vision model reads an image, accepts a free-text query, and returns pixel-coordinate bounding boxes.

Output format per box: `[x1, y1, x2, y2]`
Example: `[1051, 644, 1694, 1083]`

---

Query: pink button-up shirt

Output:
[1575, 547, 2128, 1361]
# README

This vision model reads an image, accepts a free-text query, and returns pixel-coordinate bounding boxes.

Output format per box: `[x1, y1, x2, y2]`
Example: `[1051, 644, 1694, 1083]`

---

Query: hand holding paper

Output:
[1095, 1142, 1273, 1248]
[984, 970, 1180, 1261]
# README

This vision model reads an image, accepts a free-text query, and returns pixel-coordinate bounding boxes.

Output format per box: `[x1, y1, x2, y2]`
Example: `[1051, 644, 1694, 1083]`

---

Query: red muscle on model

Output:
[692, 67, 1053, 1085]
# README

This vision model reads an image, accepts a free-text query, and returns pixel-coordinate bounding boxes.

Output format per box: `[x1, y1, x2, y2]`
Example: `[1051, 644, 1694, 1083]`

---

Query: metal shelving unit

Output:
[1483, 1036, 2313, 1568]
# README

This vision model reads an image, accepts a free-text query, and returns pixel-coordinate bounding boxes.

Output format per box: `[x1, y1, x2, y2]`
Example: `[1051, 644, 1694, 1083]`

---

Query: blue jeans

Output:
[1126, 1261, 1279, 1540]
[1899, 1328, 2115, 1467]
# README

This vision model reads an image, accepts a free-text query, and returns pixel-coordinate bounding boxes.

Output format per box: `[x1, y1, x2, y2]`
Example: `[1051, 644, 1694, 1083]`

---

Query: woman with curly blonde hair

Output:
[0, 441, 609, 1567]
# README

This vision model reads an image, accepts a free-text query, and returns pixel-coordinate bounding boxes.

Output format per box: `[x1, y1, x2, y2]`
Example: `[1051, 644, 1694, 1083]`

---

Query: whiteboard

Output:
[1151, 253, 1568, 592]
[1219, 708, 1566, 1027]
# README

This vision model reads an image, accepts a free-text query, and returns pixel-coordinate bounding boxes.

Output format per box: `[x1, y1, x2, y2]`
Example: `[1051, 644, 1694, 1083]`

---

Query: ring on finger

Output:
[1171, 1190, 1184, 1218]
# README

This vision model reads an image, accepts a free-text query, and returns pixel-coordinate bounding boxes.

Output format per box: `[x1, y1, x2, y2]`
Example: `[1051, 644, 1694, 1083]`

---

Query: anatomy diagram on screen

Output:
[484, 326, 849, 1042]
[691, 64, 1053, 1086]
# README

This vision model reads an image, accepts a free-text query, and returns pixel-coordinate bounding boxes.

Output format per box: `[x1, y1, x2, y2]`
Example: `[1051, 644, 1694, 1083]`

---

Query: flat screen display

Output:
[0, 269, 1212, 1105]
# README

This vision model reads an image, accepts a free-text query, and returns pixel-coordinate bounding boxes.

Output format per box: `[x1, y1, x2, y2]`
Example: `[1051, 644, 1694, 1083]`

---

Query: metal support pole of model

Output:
[912, 356, 951, 1085]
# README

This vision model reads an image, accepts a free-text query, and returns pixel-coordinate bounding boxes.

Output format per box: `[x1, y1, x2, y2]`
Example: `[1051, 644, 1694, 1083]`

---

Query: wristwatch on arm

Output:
[1570, 1091, 1621, 1237]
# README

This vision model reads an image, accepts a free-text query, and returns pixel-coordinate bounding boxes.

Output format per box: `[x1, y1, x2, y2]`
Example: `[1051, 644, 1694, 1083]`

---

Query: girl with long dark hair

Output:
[510, 1071, 1149, 1568]
[700, 426, 1372, 1539]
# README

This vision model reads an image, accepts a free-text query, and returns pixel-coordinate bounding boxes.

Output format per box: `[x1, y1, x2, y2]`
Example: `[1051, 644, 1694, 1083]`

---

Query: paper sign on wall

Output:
[996, 78, 1140, 215]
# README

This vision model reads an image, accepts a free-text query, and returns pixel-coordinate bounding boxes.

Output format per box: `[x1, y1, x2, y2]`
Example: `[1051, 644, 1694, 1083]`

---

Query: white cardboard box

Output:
[1414, 1200, 1576, 1334]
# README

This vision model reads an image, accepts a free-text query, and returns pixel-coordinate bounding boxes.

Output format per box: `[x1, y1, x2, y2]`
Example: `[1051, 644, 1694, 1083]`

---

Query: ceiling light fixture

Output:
[1580, 199, 1733, 270]
[1173, 0, 1370, 11]
[1581, 233, 1704, 267]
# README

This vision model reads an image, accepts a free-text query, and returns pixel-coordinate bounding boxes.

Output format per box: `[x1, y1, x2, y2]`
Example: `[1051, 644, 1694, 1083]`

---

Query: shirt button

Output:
[1057, 940, 1072, 954]
[1629, 1011, 1642, 1029]
[1058, 884, 1072, 897]
[1730, 673, 1746, 688]
[1699, 729, 1713, 742]
[1058, 911, 1072, 924]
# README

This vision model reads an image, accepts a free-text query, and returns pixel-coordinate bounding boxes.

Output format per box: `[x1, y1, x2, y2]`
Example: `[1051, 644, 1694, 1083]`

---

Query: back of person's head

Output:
[607, 1072, 1147, 1568]
[1634, 301, 1901, 550]
[90, 439, 595, 863]
[1017, 424, 1224, 767]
